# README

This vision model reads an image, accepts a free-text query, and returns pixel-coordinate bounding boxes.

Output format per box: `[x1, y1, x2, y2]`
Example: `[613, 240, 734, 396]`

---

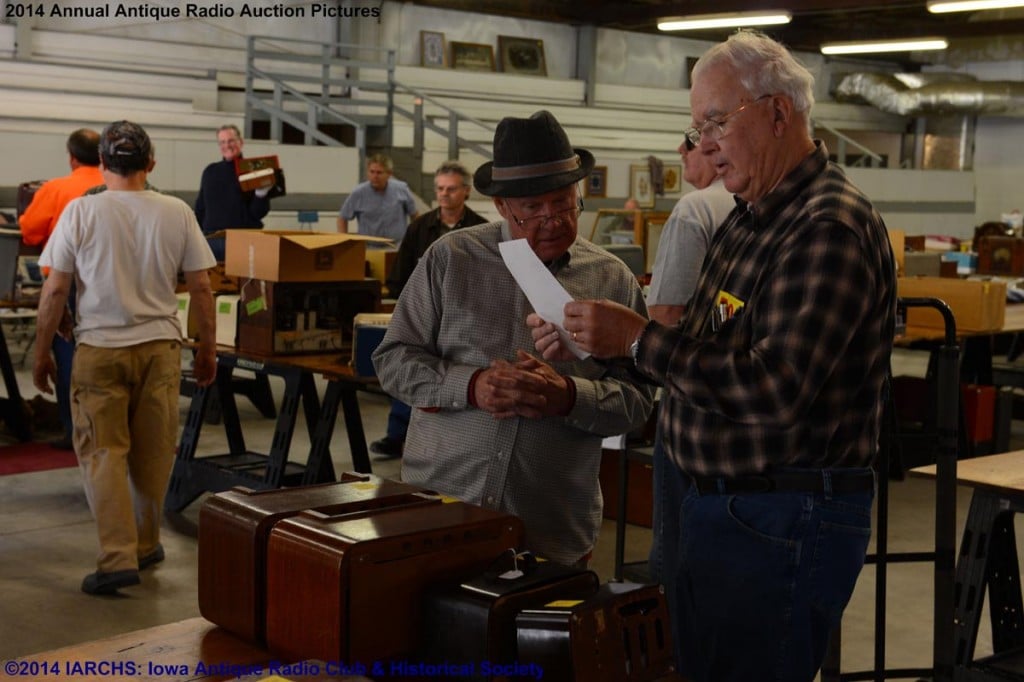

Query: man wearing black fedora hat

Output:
[373, 110, 654, 566]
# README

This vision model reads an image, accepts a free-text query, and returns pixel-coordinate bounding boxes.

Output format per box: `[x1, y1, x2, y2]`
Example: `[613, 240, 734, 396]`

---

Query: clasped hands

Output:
[472, 350, 573, 419]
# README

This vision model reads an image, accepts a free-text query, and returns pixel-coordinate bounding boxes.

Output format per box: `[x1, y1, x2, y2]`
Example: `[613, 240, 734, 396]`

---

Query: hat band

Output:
[490, 155, 580, 181]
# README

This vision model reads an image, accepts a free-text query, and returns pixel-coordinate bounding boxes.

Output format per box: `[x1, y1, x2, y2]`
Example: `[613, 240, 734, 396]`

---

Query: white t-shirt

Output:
[647, 180, 736, 308]
[40, 189, 216, 348]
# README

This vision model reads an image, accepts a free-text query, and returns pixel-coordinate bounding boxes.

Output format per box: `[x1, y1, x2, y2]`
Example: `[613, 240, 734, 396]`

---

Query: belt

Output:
[688, 469, 875, 495]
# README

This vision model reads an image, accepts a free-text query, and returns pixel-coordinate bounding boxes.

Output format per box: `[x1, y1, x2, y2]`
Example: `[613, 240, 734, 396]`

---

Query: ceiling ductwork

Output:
[835, 71, 1024, 116]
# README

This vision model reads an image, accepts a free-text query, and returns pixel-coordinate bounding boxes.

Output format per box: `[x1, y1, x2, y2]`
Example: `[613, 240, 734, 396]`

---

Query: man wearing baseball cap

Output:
[373, 110, 654, 566]
[34, 120, 217, 595]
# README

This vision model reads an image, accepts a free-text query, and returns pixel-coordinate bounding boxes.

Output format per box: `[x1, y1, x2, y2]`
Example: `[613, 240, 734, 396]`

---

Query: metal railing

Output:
[244, 36, 492, 167]
[813, 117, 886, 167]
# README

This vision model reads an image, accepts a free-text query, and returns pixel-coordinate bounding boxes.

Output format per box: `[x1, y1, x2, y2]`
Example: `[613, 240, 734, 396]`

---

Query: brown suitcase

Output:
[420, 558, 600, 681]
[198, 473, 438, 644]
[515, 582, 678, 681]
[265, 501, 524, 665]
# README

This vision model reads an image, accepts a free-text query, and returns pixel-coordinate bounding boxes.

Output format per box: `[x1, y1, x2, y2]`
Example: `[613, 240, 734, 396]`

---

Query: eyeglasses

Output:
[507, 199, 584, 229]
[683, 94, 772, 148]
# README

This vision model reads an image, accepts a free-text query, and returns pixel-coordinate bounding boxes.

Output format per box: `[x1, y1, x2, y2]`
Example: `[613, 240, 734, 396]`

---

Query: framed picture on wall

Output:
[662, 163, 683, 194]
[643, 212, 671, 273]
[450, 41, 495, 72]
[420, 31, 446, 68]
[497, 36, 547, 76]
[630, 164, 655, 208]
[585, 166, 607, 198]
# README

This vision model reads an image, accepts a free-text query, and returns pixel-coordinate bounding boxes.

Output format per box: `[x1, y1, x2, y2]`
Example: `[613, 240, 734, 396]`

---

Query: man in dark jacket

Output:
[194, 124, 271, 260]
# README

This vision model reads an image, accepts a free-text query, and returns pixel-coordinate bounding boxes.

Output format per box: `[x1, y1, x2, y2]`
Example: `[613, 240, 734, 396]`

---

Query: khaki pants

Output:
[72, 340, 181, 573]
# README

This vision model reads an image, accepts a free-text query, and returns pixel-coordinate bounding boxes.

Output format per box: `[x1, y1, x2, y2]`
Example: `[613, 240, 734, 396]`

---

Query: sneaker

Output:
[81, 569, 140, 595]
[138, 545, 165, 570]
[369, 437, 404, 459]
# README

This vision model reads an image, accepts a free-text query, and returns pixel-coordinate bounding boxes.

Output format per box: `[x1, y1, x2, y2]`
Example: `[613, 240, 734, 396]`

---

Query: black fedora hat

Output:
[474, 110, 595, 197]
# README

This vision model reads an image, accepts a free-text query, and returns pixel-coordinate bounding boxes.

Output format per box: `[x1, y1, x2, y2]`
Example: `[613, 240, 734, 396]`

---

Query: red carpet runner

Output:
[0, 441, 78, 476]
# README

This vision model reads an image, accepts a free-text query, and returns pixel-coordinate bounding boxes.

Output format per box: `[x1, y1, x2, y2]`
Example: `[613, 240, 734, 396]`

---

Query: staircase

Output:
[243, 35, 493, 194]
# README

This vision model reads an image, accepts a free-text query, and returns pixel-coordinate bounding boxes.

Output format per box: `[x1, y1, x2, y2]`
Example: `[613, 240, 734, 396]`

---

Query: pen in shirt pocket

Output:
[717, 303, 727, 330]
[712, 301, 739, 331]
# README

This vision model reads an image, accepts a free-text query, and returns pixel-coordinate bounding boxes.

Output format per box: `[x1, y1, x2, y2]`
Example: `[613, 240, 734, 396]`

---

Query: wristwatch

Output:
[630, 322, 651, 366]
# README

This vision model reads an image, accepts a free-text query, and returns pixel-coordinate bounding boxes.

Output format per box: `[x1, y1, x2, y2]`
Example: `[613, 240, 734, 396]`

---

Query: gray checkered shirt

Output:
[373, 221, 655, 564]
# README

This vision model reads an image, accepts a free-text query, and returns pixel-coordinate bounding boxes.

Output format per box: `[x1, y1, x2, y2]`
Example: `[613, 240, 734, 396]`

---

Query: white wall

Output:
[0, 129, 360, 216]
[5, 1, 1024, 236]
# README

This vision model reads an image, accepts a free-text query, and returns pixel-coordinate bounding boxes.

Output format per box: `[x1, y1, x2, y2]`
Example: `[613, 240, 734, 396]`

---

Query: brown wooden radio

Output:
[420, 559, 600, 680]
[198, 473, 438, 644]
[264, 501, 524, 665]
[977, 235, 1024, 276]
[515, 582, 679, 681]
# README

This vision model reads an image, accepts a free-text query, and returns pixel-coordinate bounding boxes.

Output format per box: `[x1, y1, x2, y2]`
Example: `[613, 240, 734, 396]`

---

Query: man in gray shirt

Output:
[337, 153, 418, 243]
[373, 111, 654, 565]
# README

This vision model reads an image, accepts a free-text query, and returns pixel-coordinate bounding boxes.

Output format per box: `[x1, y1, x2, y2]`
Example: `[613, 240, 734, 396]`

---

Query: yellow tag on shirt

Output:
[716, 290, 745, 319]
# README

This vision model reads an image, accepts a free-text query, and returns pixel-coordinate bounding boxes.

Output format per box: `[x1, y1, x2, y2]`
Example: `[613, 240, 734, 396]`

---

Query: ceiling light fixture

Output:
[820, 37, 949, 55]
[927, 0, 1024, 13]
[657, 10, 792, 31]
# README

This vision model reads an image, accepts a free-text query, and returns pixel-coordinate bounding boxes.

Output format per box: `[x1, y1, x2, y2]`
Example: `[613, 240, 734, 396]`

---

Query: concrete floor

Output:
[0, 344, 1014, 679]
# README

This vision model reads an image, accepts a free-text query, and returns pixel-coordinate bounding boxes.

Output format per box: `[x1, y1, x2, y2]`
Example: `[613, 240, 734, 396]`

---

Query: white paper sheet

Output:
[499, 238, 589, 359]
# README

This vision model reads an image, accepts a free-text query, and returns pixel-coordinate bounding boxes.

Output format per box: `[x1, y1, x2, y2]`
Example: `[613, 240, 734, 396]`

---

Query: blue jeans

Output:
[668, 470, 873, 682]
[53, 334, 74, 440]
[386, 399, 411, 441]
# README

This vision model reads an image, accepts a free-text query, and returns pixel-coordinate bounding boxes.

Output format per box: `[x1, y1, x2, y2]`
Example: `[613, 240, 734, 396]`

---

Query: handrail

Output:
[813, 117, 886, 167]
[246, 65, 368, 151]
[244, 35, 493, 165]
[392, 82, 494, 160]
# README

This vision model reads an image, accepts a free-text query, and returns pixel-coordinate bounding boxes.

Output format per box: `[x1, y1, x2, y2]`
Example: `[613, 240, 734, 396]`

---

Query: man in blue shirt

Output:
[337, 154, 418, 243]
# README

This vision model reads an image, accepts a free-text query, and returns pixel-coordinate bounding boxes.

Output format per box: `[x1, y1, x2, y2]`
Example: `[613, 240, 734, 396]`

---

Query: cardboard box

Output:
[903, 252, 942, 277]
[215, 295, 240, 347]
[889, 229, 905, 275]
[225, 230, 390, 283]
[365, 248, 398, 288]
[897, 276, 1007, 332]
[236, 279, 381, 355]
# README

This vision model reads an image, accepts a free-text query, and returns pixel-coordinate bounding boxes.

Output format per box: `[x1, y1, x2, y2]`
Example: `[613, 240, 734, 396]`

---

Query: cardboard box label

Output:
[315, 250, 334, 270]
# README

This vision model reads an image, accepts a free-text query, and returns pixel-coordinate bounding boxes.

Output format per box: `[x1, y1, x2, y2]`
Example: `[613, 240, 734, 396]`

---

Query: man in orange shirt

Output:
[20, 129, 104, 246]
[19, 128, 103, 450]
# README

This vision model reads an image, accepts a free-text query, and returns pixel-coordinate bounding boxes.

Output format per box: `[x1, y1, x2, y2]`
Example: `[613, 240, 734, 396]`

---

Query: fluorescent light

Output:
[657, 11, 792, 31]
[820, 37, 949, 55]
[928, 0, 1024, 13]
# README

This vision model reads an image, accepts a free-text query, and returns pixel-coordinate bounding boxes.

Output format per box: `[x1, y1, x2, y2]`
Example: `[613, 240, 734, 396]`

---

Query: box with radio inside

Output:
[236, 279, 381, 355]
